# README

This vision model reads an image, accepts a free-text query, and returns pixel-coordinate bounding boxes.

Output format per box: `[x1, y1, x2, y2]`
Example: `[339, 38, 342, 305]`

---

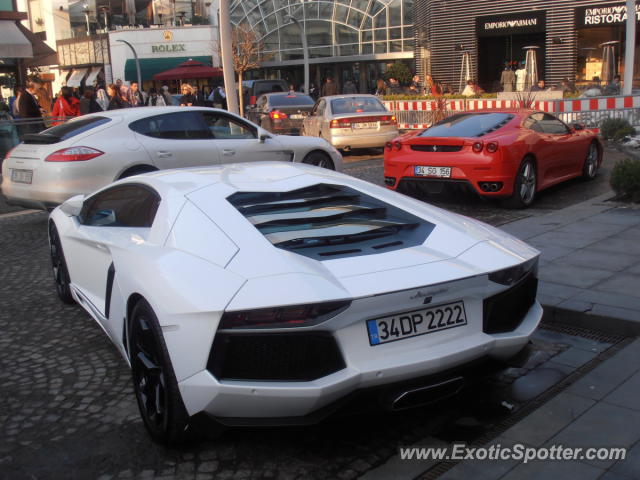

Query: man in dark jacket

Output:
[321, 77, 338, 96]
[17, 80, 45, 134]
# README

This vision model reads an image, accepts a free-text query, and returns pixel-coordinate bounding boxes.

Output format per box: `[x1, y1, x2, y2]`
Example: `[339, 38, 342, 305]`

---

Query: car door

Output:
[199, 111, 292, 163]
[64, 184, 160, 331]
[303, 99, 326, 137]
[129, 111, 221, 169]
[537, 114, 578, 179]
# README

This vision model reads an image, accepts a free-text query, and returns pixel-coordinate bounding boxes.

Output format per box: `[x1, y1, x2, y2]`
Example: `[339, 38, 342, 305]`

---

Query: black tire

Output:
[503, 157, 537, 209]
[302, 151, 335, 170]
[582, 141, 599, 180]
[129, 299, 192, 444]
[49, 221, 74, 304]
[118, 165, 157, 180]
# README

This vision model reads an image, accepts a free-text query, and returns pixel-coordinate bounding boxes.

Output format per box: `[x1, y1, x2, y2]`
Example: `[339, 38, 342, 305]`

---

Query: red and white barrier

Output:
[384, 94, 640, 129]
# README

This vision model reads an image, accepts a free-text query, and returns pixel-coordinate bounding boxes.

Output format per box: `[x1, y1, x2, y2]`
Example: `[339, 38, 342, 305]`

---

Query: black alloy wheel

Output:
[302, 151, 335, 170]
[129, 299, 191, 444]
[49, 222, 74, 304]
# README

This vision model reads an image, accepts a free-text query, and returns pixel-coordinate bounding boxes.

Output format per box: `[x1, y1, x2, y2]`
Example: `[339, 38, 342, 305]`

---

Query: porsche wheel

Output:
[582, 142, 599, 180]
[49, 222, 74, 304]
[504, 158, 537, 209]
[130, 299, 191, 444]
[302, 151, 335, 170]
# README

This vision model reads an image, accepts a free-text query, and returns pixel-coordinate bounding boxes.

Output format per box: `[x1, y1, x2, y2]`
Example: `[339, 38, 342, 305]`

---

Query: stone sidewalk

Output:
[501, 192, 640, 336]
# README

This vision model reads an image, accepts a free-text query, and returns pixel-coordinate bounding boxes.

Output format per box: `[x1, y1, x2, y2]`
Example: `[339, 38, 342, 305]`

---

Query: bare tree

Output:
[232, 26, 262, 117]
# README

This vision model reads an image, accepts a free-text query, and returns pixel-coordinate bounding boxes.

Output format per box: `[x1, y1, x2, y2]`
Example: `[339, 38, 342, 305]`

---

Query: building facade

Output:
[229, 0, 415, 93]
[416, 0, 640, 92]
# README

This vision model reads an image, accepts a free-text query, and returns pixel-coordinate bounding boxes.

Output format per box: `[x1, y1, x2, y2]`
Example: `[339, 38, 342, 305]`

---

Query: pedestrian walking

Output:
[95, 85, 109, 111]
[374, 78, 387, 96]
[129, 82, 146, 107]
[500, 66, 516, 92]
[107, 84, 129, 110]
[343, 79, 358, 94]
[209, 85, 227, 109]
[51, 86, 81, 125]
[160, 85, 174, 106]
[18, 80, 46, 133]
[321, 77, 338, 96]
[179, 84, 197, 106]
[309, 82, 319, 100]
[145, 88, 166, 106]
[79, 87, 103, 114]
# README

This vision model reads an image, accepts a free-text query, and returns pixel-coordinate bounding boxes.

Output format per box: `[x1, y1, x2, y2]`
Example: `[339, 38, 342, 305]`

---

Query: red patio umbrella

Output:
[153, 59, 223, 81]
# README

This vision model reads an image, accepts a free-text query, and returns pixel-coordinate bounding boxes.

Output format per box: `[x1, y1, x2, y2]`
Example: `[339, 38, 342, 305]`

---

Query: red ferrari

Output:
[383, 110, 603, 208]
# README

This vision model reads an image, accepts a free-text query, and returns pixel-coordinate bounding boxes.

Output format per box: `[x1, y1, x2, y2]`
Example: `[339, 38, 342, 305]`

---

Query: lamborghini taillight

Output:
[219, 300, 351, 329]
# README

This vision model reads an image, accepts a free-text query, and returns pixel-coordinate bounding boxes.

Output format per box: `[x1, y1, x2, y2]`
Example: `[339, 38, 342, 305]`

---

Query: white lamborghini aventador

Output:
[49, 162, 542, 443]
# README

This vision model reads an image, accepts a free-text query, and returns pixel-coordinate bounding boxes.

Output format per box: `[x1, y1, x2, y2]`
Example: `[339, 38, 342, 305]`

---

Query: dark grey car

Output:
[248, 93, 316, 135]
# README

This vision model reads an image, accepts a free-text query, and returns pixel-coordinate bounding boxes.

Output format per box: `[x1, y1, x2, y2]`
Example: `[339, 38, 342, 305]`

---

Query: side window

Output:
[539, 114, 570, 135]
[523, 113, 544, 133]
[129, 112, 211, 140]
[200, 113, 257, 139]
[80, 185, 161, 228]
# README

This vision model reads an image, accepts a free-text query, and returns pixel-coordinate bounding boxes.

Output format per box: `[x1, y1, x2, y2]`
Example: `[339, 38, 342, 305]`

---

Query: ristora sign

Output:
[476, 11, 546, 37]
[577, 3, 640, 28]
[151, 44, 186, 53]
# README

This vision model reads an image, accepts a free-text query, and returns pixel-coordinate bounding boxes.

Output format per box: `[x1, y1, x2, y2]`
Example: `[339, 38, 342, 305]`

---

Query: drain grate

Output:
[419, 323, 633, 480]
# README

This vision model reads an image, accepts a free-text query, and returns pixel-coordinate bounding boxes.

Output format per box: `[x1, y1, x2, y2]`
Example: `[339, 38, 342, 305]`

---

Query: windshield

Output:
[330, 97, 386, 115]
[420, 113, 514, 138]
[269, 95, 315, 107]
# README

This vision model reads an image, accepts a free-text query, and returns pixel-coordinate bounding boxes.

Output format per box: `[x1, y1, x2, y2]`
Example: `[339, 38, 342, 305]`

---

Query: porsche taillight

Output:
[45, 147, 104, 162]
[219, 301, 351, 329]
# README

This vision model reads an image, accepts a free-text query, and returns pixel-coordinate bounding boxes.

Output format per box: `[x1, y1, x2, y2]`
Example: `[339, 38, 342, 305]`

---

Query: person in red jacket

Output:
[51, 86, 80, 125]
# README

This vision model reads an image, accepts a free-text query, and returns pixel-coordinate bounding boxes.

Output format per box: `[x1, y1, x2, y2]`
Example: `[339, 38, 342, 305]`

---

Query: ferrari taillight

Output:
[394, 140, 402, 150]
[219, 301, 351, 329]
[486, 141, 499, 153]
[45, 147, 104, 162]
[472, 141, 484, 153]
[385, 141, 393, 150]
[270, 110, 288, 120]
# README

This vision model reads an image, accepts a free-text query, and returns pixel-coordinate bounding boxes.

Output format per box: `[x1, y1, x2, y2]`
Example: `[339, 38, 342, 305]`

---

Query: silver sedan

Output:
[301, 94, 399, 152]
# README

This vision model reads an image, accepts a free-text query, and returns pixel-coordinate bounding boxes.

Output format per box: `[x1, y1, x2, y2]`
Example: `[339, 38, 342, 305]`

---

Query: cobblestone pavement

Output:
[0, 148, 626, 480]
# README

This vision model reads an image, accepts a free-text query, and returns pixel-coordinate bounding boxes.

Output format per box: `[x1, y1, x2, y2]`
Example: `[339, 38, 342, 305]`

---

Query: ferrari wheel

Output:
[504, 158, 537, 209]
[302, 151, 335, 170]
[582, 142, 599, 180]
[49, 222, 74, 304]
[130, 299, 191, 444]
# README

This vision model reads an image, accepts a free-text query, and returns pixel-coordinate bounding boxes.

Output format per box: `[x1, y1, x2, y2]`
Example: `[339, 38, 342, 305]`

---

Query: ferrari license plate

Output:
[414, 166, 452, 178]
[367, 301, 467, 346]
[353, 122, 378, 129]
[11, 169, 33, 184]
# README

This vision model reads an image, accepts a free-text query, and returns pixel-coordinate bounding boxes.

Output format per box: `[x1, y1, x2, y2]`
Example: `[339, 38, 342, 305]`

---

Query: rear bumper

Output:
[329, 130, 398, 149]
[177, 301, 542, 420]
[384, 151, 517, 197]
[1, 177, 83, 210]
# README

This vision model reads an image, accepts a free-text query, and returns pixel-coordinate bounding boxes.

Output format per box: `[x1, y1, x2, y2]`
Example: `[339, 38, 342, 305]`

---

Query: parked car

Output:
[384, 110, 603, 208]
[247, 92, 315, 135]
[49, 161, 541, 443]
[1, 106, 342, 210]
[242, 79, 289, 106]
[301, 94, 399, 152]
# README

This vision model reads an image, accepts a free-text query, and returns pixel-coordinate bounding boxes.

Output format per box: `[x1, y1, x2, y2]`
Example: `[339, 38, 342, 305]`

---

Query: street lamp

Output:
[283, 15, 309, 94]
[117, 39, 142, 89]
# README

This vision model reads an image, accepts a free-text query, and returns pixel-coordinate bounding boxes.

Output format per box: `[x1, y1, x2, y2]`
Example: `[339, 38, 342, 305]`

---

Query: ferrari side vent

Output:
[227, 184, 435, 260]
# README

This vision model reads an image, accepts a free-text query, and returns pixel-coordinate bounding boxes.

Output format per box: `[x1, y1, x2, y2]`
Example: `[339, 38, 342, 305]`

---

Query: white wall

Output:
[108, 25, 219, 84]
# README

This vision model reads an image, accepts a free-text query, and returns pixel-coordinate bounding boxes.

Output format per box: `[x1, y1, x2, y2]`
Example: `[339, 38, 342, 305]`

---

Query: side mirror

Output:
[572, 123, 584, 131]
[60, 194, 85, 217]
[259, 133, 271, 143]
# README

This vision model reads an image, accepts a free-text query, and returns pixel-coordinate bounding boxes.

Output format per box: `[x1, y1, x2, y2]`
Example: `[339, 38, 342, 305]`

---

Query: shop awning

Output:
[0, 20, 32, 58]
[66, 68, 88, 87]
[124, 56, 213, 82]
[85, 66, 103, 86]
[153, 59, 223, 81]
[16, 23, 58, 67]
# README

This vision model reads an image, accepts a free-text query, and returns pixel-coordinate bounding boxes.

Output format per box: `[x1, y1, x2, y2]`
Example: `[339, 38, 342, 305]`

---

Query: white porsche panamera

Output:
[49, 162, 542, 444]
[2, 106, 342, 211]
